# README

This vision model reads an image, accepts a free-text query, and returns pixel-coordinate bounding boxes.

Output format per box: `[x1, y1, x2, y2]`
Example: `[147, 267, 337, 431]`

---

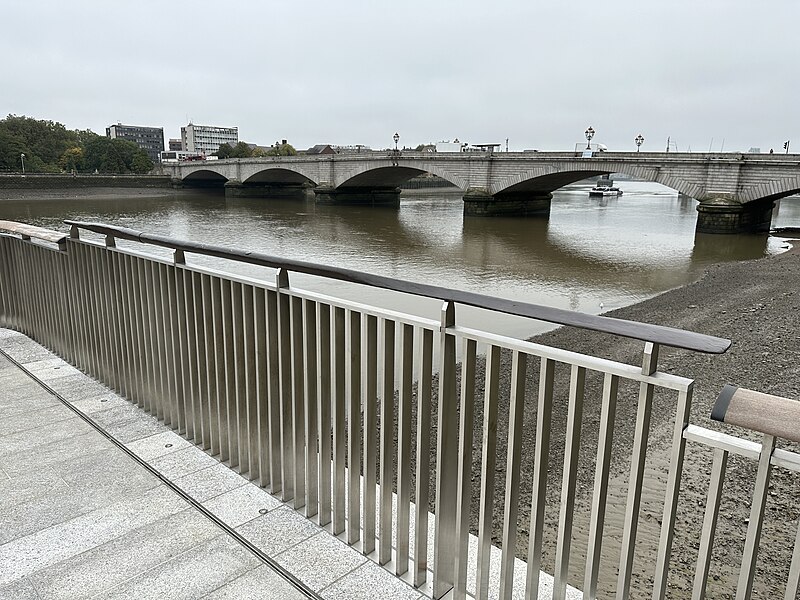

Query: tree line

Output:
[0, 115, 154, 174]
[214, 141, 297, 159]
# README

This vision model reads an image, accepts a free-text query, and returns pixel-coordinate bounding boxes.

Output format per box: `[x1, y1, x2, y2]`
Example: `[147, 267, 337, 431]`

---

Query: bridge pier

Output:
[463, 188, 552, 217]
[225, 180, 308, 200]
[313, 185, 401, 207]
[696, 194, 775, 234]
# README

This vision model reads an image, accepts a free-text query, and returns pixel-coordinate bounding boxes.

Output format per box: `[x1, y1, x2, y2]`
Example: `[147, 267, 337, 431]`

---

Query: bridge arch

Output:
[181, 169, 229, 188]
[335, 163, 466, 190]
[243, 168, 317, 186]
[491, 163, 703, 199]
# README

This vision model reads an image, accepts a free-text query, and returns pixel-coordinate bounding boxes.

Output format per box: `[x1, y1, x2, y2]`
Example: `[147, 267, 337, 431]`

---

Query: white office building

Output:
[181, 123, 239, 156]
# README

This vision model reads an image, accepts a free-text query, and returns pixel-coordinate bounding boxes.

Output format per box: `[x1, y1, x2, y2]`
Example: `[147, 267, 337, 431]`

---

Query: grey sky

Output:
[2, 1, 797, 153]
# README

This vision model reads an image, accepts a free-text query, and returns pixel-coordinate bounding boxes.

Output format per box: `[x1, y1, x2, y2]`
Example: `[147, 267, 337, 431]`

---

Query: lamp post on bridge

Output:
[585, 126, 595, 150]
[20, 153, 25, 174]
[392, 132, 400, 166]
[635, 134, 644, 152]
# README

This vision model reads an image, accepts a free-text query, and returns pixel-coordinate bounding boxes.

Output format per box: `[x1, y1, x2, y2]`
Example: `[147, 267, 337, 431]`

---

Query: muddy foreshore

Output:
[463, 244, 800, 598]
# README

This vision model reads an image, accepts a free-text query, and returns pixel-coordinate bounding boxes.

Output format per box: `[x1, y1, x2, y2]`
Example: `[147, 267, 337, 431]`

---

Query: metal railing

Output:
[0, 219, 798, 599]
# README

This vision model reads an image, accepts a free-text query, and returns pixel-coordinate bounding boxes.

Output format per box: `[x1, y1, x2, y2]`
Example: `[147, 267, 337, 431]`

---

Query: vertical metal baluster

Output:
[211, 277, 228, 459]
[101, 244, 118, 390]
[498, 351, 529, 600]
[276, 269, 293, 501]
[652, 384, 693, 600]
[475, 344, 501, 600]
[243, 284, 258, 479]
[231, 281, 247, 470]
[317, 303, 333, 524]
[379, 318, 396, 564]
[433, 302, 458, 599]
[201, 274, 217, 451]
[147, 259, 165, 420]
[304, 299, 319, 517]
[183, 264, 200, 441]
[525, 357, 556, 598]
[346, 310, 362, 542]
[736, 434, 776, 600]
[332, 306, 347, 535]
[254, 287, 269, 487]
[692, 448, 728, 600]
[134, 253, 151, 411]
[397, 323, 416, 576]
[221, 278, 236, 467]
[553, 365, 586, 600]
[266, 288, 281, 493]
[113, 248, 130, 401]
[454, 337, 477, 598]
[0, 238, 8, 327]
[584, 373, 620, 599]
[86, 244, 104, 380]
[362, 314, 378, 554]
[139, 254, 156, 412]
[193, 271, 210, 450]
[783, 516, 800, 600]
[292, 295, 306, 509]
[156, 262, 172, 425]
[414, 327, 434, 588]
[170, 255, 187, 432]
[240, 285, 258, 481]
[72, 242, 87, 371]
[160, 261, 176, 428]
[617, 343, 660, 599]
[121, 252, 139, 407]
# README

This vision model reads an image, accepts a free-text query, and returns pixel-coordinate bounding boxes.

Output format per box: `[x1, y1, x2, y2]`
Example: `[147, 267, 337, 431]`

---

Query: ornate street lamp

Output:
[393, 132, 400, 151]
[585, 126, 595, 150]
[635, 134, 644, 152]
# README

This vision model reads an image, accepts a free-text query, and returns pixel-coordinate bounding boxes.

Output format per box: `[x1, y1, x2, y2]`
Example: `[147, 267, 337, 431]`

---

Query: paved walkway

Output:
[0, 329, 422, 600]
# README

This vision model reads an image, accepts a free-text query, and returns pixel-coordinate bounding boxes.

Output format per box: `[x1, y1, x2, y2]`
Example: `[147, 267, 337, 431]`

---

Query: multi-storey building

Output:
[181, 123, 238, 157]
[168, 138, 183, 151]
[105, 123, 165, 163]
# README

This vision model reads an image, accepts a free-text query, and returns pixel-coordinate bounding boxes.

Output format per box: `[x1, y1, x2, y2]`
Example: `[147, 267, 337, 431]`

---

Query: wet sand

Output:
[476, 244, 800, 597]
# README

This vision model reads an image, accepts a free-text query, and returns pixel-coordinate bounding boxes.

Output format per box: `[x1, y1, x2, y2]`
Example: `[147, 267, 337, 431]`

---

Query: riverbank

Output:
[486, 245, 800, 597]
[0, 186, 195, 201]
[0, 174, 173, 200]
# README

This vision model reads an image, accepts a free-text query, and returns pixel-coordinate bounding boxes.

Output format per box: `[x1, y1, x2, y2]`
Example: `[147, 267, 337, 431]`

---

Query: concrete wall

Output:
[0, 175, 173, 190]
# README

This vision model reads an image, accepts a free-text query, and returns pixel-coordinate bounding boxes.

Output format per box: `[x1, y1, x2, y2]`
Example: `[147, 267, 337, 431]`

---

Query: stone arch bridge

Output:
[161, 151, 800, 233]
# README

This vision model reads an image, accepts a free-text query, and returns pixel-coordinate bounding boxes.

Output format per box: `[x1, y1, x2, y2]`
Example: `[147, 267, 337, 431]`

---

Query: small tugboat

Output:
[589, 176, 622, 197]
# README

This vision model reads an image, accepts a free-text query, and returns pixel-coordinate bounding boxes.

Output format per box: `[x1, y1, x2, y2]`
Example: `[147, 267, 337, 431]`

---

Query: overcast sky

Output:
[2, 1, 797, 153]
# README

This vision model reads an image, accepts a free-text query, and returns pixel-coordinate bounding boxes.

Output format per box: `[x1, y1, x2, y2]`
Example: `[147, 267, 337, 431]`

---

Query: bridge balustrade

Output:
[1, 220, 799, 599]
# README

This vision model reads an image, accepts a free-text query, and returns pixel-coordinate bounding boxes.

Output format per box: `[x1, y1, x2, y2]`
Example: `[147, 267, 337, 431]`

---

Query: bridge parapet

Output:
[162, 152, 800, 233]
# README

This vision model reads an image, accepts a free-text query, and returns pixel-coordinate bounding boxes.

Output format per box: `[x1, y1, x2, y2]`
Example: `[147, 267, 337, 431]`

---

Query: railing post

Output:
[736, 433, 776, 600]
[652, 383, 693, 600]
[433, 301, 457, 599]
[276, 268, 294, 503]
[617, 342, 660, 598]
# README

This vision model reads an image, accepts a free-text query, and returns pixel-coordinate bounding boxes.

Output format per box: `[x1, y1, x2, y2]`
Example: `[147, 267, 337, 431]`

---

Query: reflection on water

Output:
[1, 182, 797, 337]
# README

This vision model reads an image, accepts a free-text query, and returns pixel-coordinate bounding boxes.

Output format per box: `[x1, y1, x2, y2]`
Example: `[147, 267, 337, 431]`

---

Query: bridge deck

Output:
[0, 329, 421, 600]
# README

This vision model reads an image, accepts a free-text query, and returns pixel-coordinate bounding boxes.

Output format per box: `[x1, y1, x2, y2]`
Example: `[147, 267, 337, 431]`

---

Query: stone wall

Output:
[0, 175, 173, 190]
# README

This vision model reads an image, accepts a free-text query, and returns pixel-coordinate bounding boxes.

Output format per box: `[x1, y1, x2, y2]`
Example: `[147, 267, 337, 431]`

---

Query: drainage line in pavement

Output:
[0, 348, 323, 600]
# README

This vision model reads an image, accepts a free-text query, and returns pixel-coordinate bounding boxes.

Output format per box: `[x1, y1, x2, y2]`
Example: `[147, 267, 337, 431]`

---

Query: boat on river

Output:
[589, 185, 623, 197]
[589, 176, 622, 197]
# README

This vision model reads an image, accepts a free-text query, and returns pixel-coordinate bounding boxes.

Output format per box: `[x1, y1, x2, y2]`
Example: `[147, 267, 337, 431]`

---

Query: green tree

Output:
[266, 143, 297, 157]
[59, 147, 85, 172]
[83, 136, 152, 174]
[0, 114, 78, 171]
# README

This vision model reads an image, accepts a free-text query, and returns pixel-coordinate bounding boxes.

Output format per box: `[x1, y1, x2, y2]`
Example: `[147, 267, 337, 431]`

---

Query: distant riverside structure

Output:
[105, 123, 165, 163]
[181, 123, 238, 157]
[168, 138, 182, 151]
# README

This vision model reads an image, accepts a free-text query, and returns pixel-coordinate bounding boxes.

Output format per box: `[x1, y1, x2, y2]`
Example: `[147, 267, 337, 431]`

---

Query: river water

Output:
[1, 181, 797, 338]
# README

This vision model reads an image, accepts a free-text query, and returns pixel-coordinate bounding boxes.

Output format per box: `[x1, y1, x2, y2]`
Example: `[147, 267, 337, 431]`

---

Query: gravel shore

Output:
[474, 243, 800, 597]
